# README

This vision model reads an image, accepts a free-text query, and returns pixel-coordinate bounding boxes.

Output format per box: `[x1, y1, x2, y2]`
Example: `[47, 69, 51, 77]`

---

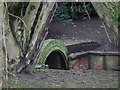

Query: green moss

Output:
[36, 69, 50, 72]
[38, 39, 68, 65]
[116, 10, 120, 26]
[3, 78, 22, 88]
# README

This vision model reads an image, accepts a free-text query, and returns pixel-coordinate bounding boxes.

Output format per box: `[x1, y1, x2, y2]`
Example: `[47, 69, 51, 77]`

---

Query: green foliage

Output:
[54, 3, 71, 21]
[80, 3, 96, 15]
[53, 2, 96, 22]
[116, 10, 120, 26]
[71, 2, 79, 19]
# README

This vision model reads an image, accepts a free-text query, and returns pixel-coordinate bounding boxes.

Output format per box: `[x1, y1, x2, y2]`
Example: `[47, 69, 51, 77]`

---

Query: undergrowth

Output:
[53, 2, 96, 22]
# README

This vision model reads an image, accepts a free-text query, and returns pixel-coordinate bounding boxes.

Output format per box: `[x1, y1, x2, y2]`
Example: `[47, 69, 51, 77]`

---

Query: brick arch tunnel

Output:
[38, 39, 69, 70]
[45, 50, 67, 69]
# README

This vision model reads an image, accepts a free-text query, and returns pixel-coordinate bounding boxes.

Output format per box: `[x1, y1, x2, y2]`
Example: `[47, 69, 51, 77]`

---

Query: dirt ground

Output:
[46, 15, 118, 52]
[2, 69, 119, 88]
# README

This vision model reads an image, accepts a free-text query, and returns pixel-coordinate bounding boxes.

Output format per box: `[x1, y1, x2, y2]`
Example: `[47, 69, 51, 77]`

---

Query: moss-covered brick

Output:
[38, 39, 68, 67]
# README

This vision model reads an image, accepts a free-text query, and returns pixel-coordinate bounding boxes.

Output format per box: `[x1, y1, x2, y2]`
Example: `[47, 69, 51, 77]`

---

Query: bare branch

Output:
[102, 22, 112, 43]
[3, 2, 8, 80]
[8, 12, 30, 32]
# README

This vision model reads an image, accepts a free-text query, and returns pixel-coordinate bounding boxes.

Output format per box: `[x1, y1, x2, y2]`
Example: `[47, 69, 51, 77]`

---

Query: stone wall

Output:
[70, 55, 118, 70]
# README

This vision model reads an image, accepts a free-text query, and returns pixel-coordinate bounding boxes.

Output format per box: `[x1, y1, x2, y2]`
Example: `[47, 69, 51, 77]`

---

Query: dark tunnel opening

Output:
[45, 51, 67, 70]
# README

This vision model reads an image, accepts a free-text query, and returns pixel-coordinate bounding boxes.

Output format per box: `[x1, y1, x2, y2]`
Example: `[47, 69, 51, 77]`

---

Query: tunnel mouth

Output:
[45, 50, 67, 70]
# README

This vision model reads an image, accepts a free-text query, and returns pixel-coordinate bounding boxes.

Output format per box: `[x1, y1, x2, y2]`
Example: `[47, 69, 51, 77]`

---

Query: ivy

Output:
[53, 2, 96, 22]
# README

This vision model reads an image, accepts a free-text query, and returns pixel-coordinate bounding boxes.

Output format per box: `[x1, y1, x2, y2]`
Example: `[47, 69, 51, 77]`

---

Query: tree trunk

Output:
[25, 2, 57, 73]
[92, 2, 119, 45]
[3, 2, 56, 73]
[0, 2, 4, 89]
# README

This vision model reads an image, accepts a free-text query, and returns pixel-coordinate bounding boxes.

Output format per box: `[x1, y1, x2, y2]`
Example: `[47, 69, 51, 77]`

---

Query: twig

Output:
[102, 22, 112, 43]
[8, 12, 30, 31]
[4, 0, 30, 31]
[82, 2, 91, 20]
